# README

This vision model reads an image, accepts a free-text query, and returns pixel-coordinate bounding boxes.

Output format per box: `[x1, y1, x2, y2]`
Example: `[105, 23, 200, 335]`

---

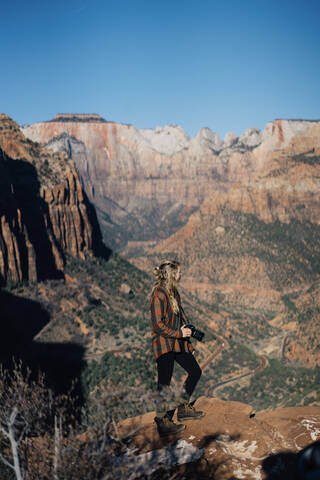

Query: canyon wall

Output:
[0, 114, 104, 286]
[22, 116, 320, 252]
[20, 115, 263, 250]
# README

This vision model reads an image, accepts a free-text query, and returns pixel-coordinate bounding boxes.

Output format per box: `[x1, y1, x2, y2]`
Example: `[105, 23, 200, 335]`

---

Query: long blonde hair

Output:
[151, 260, 180, 313]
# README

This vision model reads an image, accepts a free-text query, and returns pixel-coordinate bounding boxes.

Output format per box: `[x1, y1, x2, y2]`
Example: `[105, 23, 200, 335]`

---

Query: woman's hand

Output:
[181, 326, 192, 338]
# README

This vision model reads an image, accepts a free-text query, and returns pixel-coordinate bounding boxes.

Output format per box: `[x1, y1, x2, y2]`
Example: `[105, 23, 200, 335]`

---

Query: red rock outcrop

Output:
[0, 114, 103, 286]
[120, 396, 320, 480]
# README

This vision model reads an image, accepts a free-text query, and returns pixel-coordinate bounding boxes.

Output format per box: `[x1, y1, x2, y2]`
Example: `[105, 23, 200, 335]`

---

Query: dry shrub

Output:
[0, 361, 172, 479]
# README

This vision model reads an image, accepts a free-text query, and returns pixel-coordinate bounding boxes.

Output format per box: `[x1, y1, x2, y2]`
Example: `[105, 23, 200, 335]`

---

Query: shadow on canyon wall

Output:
[0, 152, 64, 283]
[0, 287, 86, 407]
[0, 151, 112, 403]
[0, 150, 112, 286]
[82, 187, 112, 260]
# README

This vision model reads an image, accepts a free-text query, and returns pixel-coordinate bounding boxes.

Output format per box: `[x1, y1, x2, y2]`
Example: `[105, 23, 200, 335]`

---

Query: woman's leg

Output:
[174, 352, 204, 420]
[156, 352, 176, 419]
[157, 351, 175, 388]
[174, 352, 202, 400]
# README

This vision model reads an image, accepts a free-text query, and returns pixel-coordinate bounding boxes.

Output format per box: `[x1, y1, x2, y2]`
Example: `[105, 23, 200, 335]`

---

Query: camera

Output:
[184, 324, 205, 342]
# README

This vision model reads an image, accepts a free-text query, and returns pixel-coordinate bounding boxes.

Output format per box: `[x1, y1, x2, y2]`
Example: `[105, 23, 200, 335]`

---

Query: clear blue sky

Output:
[1, 0, 319, 138]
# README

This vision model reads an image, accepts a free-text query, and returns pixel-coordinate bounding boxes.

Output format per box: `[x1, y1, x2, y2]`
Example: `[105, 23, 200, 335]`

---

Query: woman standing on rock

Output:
[150, 260, 204, 436]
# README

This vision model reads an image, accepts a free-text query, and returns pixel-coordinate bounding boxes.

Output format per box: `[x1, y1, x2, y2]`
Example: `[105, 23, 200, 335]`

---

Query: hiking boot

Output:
[177, 403, 205, 421]
[154, 416, 186, 436]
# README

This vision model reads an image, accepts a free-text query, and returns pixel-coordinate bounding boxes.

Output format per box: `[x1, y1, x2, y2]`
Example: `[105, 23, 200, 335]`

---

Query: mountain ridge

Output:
[21, 116, 320, 251]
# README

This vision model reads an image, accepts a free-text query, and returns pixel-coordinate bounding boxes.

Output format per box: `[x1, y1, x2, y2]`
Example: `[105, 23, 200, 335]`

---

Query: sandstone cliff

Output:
[22, 116, 320, 253]
[0, 114, 104, 286]
[22, 116, 225, 249]
[20, 115, 266, 250]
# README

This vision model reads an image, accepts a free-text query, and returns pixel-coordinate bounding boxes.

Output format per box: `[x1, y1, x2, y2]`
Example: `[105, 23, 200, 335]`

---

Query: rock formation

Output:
[22, 115, 228, 249]
[21, 116, 320, 252]
[120, 396, 320, 480]
[0, 114, 104, 286]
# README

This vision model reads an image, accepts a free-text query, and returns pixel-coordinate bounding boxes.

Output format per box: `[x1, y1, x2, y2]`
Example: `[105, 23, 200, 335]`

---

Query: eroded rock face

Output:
[239, 126, 262, 148]
[224, 131, 238, 148]
[0, 114, 104, 286]
[119, 396, 320, 480]
[22, 116, 226, 248]
[22, 116, 320, 253]
[260, 119, 320, 151]
[139, 124, 190, 155]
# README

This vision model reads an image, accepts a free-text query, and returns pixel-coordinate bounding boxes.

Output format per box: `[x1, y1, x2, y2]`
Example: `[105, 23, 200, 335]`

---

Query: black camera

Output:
[184, 324, 205, 342]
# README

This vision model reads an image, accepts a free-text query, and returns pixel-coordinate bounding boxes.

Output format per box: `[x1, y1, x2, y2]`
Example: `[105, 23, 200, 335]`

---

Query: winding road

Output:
[209, 354, 268, 396]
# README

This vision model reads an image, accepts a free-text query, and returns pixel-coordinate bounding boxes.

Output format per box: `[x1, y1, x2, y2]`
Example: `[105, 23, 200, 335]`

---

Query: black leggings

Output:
[156, 351, 202, 419]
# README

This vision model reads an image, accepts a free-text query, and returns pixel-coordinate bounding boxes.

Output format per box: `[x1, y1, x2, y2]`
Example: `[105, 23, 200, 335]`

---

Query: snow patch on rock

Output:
[232, 465, 263, 480]
[117, 439, 204, 479]
[216, 439, 267, 462]
[301, 417, 320, 442]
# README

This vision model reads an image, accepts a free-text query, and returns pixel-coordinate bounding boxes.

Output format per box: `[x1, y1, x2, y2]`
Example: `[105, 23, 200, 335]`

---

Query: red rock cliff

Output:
[0, 114, 104, 286]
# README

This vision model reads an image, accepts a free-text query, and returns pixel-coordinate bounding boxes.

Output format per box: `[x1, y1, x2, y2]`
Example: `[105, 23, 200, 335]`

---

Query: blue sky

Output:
[1, 0, 319, 138]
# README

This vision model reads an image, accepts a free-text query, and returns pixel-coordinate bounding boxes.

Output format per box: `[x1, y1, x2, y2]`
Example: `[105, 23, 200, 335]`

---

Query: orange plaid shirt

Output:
[150, 285, 194, 360]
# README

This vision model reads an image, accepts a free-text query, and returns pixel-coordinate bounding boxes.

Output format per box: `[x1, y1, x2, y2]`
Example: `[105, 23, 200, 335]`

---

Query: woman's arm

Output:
[151, 292, 183, 339]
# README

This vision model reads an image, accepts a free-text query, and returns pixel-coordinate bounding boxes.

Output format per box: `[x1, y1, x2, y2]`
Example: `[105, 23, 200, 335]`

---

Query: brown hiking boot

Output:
[154, 416, 186, 436]
[177, 403, 205, 421]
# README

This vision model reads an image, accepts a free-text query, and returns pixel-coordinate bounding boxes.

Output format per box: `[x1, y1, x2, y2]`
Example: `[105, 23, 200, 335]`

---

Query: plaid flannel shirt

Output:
[150, 285, 194, 360]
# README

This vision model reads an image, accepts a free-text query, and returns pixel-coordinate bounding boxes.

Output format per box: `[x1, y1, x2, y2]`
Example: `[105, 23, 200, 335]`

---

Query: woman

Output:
[150, 260, 205, 436]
